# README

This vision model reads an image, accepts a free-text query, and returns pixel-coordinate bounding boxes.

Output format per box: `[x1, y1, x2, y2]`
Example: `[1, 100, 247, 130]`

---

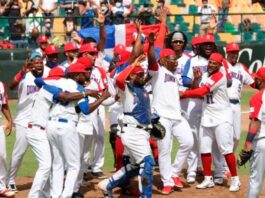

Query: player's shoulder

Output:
[209, 71, 224, 82]
[250, 90, 264, 104]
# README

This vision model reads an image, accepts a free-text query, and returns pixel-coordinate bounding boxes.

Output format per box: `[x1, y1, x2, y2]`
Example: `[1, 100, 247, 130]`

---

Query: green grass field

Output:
[4, 88, 257, 177]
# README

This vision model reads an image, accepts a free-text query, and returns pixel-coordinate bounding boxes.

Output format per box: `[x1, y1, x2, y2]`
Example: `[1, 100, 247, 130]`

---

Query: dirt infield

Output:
[13, 171, 265, 198]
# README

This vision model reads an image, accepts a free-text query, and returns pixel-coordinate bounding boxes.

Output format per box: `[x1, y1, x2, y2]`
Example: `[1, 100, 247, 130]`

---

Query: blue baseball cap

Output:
[30, 52, 42, 61]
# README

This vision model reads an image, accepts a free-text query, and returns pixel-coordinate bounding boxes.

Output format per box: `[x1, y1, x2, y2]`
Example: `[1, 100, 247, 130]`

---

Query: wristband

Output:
[82, 91, 86, 98]
[245, 128, 257, 145]
[14, 71, 24, 82]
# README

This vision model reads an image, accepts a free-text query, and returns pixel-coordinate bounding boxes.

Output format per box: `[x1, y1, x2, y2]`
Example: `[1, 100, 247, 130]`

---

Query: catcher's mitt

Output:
[150, 113, 166, 140]
[237, 149, 253, 167]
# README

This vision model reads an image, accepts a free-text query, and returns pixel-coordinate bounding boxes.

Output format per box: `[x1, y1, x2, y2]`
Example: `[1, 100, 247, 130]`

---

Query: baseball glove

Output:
[150, 113, 166, 140]
[237, 149, 253, 167]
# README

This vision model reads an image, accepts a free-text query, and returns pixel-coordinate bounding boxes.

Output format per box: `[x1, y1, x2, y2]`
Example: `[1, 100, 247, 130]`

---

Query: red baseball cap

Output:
[68, 63, 87, 73]
[226, 42, 240, 52]
[209, 53, 223, 64]
[252, 67, 265, 80]
[191, 36, 202, 45]
[201, 34, 215, 43]
[116, 51, 131, 66]
[114, 44, 126, 55]
[159, 48, 175, 59]
[38, 35, 48, 44]
[77, 57, 93, 69]
[45, 45, 59, 55]
[79, 43, 98, 54]
[130, 66, 144, 75]
[48, 66, 65, 77]
[64, 42, 78, 52]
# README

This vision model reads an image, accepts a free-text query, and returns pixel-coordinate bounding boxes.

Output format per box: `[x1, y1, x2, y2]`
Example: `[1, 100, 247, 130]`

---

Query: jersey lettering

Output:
[27, 85, 39, 95]
[231, 71, 243, 82]
[193, 65, 207, 73]
[164, 73, 176, 83]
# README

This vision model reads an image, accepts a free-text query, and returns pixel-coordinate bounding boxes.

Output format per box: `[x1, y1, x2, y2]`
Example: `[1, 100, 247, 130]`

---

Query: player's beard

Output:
[31, 68, 44, 78]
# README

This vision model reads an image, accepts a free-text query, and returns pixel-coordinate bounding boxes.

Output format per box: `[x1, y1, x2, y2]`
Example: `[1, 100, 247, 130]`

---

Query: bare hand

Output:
[71, 31, 82, 43]
[148, 32, 156, 45]
[22, 60, 31, 73]
[133, 54, 146, 66]
[158, 10, 167, 24]
[95, 12, 105, 24]
[193, 68, 202, 80]
[101, 89, 111, 100]
[114, 94, 120, 101]
[244, 143, 253, 152]
[5, 121, 12, 136]
[85, 90, 100, 99]
[135, 19, 142, 33]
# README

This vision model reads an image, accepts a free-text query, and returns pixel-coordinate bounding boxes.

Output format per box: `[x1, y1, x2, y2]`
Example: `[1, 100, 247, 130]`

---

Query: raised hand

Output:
[95, 12, 105, 24]
[158, 10, 167, 24]
[148, 32, 156, 45]
[135, 19, 142, 33]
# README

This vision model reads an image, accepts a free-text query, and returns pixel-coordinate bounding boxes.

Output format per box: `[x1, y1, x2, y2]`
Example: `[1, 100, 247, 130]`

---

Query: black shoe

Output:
[7, 183, 18, 193]
[91, 171, 107, 179]
[72, 192, 84, 198]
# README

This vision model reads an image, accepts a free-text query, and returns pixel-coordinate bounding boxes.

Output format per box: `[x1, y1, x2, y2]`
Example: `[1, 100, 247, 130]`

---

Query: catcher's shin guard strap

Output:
[139, 155, 154, 198]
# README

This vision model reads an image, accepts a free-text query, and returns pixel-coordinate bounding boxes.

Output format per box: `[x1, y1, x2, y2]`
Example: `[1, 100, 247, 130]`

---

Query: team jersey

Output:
[91, 66, 108, 92]
[149, 63, 182, 120]
[225, 60, 254, 101]
[118, 82, 151, 126]
[182, 55, 208, 87]
[200, 71, 232, 127]
[28, 79, 61, 128]
[249, 90, 265, 139]
[177, 52, 191, 91]
[14, 67, 50, 127]
[95, 51, 110, 72]
[0, 81, 8, 120]
[60, 59, 77, 68]
[48, 78, 88, 123]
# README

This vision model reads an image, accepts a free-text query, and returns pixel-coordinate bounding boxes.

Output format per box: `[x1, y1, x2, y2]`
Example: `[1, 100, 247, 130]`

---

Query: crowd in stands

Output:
[0, 0, 265, 48]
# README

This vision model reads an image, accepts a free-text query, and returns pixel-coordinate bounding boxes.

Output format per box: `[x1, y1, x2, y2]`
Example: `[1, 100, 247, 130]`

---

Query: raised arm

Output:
[154, 11, 167, 48]
[148, 33, 158, 71]
[96, 13, 106, 52]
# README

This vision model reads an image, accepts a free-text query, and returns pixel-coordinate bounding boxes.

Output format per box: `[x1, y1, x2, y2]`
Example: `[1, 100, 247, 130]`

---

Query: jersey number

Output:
[206, 93, 214, 104]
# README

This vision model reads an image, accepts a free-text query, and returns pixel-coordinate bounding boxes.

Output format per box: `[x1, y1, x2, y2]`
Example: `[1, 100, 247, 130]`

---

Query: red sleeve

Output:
[249, 90, 264, 119]
[115, 65, 134, 91]
[181, 86, 210, 98]
[204, 71, 223, 90]
[154, 23, 167, 48]
[2, 82, 8, 105]
[148, 62, 159, 71]
[222, 59, 232, 80]
[97, 66, 108, 89]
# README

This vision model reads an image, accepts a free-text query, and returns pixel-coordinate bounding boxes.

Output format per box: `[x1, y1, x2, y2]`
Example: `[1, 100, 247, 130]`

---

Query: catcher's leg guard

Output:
[106, 159, 139, 192]
[138, 155, 155, 198]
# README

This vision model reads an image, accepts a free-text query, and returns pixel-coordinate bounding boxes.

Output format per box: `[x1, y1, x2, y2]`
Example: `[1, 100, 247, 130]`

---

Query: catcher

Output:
[237, 67, 265, 197]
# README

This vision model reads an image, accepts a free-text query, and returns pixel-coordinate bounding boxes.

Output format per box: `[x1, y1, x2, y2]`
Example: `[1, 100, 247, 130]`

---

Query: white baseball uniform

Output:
[149, 63, 193, 187]
[181, 55, 208, 178]
[225, 60, 254, 150]
[8, 67, 50, 186]
[0, 82, 10, 191]
[46, 78, 87, 198]
[247, 90, 265, 197]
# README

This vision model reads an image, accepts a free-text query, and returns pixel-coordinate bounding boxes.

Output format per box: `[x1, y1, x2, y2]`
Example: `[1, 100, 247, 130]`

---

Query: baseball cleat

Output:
[229, 176, 240, 192]
[7, 184, 18, 193]
[172, 176, 184, 188]
[196, 176, 215, 189]
[91, 171, 107, 179]
[187, 173, 196, 184]
[161, 186, 174, 195]
[0, 188, 15, 197]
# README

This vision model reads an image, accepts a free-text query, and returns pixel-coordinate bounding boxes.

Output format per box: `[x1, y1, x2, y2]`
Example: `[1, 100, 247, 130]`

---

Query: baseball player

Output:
[181, 34, 218, 183]
[181, 53, 240, 192]
[33, 35, 48, 64]
[45, 45, 60, 68]
[61, 42, 79, 68]
[148, 37, 193, 194]
[7, 52, 50, 193]
[98, 55, 155, 198]
[237, 67, 265, 197]
[0, 81, 15, 197]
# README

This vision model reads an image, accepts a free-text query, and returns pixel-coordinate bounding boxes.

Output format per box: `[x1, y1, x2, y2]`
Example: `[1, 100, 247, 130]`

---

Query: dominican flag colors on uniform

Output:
[78, 24, 161, 49]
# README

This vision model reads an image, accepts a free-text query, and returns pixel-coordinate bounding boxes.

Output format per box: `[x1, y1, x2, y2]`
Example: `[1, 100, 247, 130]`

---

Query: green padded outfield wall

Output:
[0, 44, 264, 99]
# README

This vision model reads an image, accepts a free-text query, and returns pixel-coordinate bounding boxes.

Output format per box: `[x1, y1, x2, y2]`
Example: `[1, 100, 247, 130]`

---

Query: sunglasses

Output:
[173, 40, 184, 44]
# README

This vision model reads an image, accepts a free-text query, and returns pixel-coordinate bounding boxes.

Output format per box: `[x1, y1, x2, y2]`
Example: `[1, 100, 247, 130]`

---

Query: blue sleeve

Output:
[78, 98, 90, 115]
[34, 77, 46, 87]
[43, 84, 63, 103]
[76, 84, 85, 92]
[182, 59, 192, 87]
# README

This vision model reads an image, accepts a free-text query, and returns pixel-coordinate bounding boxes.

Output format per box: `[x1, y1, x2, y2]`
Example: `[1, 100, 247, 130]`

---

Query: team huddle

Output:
[0, 11, 265, 198]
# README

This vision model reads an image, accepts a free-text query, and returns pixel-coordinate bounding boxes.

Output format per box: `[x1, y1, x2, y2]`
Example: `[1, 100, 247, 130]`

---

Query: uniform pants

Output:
[47, 120, 80, 198]
[231, 103, 241, 151]
[26, 126, 52, 198]
[8, 124, 29, 184]
[0, 127, 7, 191]
[248, 138, 265, 198]
[158, 117, 193, 186]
